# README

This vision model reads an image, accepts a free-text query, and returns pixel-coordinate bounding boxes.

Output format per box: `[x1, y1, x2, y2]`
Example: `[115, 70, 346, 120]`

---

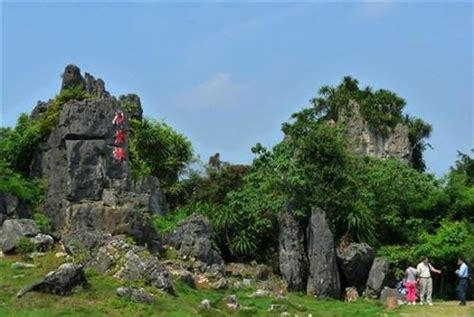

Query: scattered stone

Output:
[30, 233, 54, 251]
[276, 290, 287, 299]
[0, 219, 39, 253]
[17, 263, 87, 297]
[280, 312, 291, 317]
[344, 287, 359, 302]
[211, 277, 227, 289]
[116, 286, 155, 304]
[365, 257, 390, 299]
[226, 295, 239, 311]
[178, 270, 195, 288]
[250, 289, 271, 298]
[306, 207, 340, 298]
[242, 278, 251, 287]
[55, 252, 68, 258]
[268, 304, 286, 311]
[0, 251, 4, 257]
[12, 262, 37, 269]
[29, 252, 46, 258]
[200, 299, 211, 310]
[13, 274, 25, 279]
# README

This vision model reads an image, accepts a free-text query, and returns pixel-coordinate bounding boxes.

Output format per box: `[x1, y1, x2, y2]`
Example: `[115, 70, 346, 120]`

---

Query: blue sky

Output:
[1, 1, 472, 177]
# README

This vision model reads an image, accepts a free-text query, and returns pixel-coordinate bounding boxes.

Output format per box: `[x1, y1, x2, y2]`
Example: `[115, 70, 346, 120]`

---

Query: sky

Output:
[1, 1, 473, 177]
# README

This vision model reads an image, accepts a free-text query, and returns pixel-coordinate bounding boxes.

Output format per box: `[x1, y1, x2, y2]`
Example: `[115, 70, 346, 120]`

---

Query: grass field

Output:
[0, 250, 472, 317]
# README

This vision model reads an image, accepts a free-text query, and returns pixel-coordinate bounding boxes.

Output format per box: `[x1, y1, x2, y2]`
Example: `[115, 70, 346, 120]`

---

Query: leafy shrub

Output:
[0, 162, 44, 203]
[34, 213, 52, 233]
[129, 119, 193, 189]
[0, 86, 93, 175]
[153, 207, 190, 234]
[17, 237, 36, 259]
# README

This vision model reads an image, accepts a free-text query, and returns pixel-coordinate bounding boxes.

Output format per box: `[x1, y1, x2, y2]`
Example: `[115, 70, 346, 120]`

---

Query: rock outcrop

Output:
[16, 263, 87, 297]
[365, 257, 390, 299]
[116, 287, 155, 304]
[278, 208, 307, 292]
[30, 65, 167, 245]
[342, 102, 412, 164]
[336, 242, 374, 292]
[164, 213, 225, 276]
[306, 207, 340, 298]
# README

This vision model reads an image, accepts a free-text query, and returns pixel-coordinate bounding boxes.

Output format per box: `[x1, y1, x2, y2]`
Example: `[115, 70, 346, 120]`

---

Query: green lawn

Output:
[0, 250, 472, 317]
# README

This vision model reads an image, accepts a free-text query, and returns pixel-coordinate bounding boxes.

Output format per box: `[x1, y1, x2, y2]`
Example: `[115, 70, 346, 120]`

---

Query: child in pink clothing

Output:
[405, 266, 418, 305]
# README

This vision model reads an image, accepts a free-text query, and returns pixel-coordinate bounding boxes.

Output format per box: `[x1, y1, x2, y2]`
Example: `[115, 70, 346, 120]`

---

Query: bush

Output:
[34, 213, 52, 233]
[17, 237, 36, 259]
[0, 86, 93, 175]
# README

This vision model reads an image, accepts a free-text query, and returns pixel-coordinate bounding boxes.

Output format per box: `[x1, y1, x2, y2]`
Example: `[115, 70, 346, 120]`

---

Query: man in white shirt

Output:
[455, 256, 469, 306]
[417, 256, 442, 306]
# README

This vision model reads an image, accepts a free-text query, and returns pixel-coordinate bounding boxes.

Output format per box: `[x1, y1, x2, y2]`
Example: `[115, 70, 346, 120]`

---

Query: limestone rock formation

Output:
[365, 257, 390, 299]
[342, 102, 412, 164]
[306, 207, 340, 298]
[278, 208, 307, 292]
[116, 287, 155, 304]
[30, 65, 167, 245]
[336, 242, 374, 292]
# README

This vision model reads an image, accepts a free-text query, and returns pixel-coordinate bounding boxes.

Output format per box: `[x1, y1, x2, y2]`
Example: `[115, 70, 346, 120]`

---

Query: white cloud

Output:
[173, 72, 247, 109]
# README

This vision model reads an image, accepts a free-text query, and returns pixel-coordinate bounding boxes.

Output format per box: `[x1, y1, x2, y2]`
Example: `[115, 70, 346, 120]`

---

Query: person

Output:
[404, 265, 418, 305]
[416, 256, 442, 306]
[455, 256, 469, 306]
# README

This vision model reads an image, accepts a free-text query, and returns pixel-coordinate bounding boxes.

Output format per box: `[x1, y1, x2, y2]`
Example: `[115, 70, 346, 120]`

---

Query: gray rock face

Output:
[164, 213, 225, 275]
[17, 263, 87, 297]
[365, 257, 390, 299]
[119, 94, 143, 121]
[132, 176, 169, 216]
[31, 65, 167, 245]
[336, 243, 374, 291]
[306, 207, 340, 298]
[116, 287, 155, 304]
[0, 219, 39, 253]
[342, 102, 412, 164]
[278, 210, 307, 292]
[84, 72, 110, 98]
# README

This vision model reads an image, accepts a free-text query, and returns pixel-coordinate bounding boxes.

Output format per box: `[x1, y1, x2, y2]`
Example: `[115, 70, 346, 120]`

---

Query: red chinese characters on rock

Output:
[113, 147, 126, 162]
[112, 110, 125, 127]
[114, 130, 126, 145]
[112, 110, 127, 162]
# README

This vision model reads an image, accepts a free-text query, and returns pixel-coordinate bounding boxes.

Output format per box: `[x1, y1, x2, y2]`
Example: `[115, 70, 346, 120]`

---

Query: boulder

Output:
[226, 295, 239, 311]
[225, 262, 271, 280]
[0, 193, 29, 223]
[306, 207, 340, 298]
[365, 257, 390, 299]
[30, 233, 54, 251]
[17, 263, 87, 297]
[336, 243, 374, 291]
[379, 287, 403, 302]
[12, 262, 37, 269]
[200, 299, 211, 310]
[344, 287, 359, 302]
[116, 287, 155, 304]
[164, 213, 225, 276]
[278, 208, 307, 292]
[0, 219, 39, 253]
